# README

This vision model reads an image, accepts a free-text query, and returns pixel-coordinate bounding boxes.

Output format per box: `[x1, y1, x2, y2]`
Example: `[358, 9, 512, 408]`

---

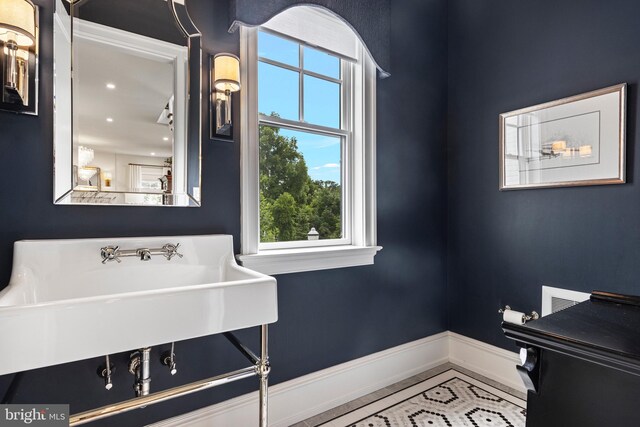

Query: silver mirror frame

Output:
[52, 0, 203, 207]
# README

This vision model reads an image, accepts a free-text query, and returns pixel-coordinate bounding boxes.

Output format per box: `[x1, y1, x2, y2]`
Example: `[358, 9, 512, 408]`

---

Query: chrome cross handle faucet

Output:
[162, 243, 183, 261]
[100, 243, 183, 263]
[101, 246, 121, 264]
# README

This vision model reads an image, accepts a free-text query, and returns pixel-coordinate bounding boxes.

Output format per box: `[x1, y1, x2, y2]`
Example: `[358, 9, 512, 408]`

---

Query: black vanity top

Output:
[503, 291, 640, 376]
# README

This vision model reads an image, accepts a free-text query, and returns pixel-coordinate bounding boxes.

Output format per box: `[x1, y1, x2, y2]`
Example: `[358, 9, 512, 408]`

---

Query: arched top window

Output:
[229, 0, 391, 78]
[238, 6, 381, 275]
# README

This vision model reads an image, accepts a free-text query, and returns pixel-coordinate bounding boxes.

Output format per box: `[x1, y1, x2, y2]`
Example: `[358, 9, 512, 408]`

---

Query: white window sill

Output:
[236, 245, 383, 275]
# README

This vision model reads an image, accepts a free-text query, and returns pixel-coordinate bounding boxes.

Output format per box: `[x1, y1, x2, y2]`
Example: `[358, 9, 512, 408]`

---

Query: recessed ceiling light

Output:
[106, 83, 116, 90]
[150, 152, 156, 156]
[163, 137, 169, 141]
[106, 117, 114, 122]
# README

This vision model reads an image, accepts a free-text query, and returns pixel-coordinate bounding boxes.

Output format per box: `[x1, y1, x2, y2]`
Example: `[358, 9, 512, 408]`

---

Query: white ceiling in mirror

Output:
[74, 36, 175, 157]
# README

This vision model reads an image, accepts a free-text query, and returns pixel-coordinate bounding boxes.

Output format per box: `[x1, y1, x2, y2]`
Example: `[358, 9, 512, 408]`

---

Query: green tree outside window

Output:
[259, 124, 342, 242]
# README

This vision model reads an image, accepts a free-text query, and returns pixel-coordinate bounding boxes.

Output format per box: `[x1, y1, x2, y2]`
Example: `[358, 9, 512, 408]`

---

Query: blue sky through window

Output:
[258, 31, 342, 184]
[258, 31, 298, 66]
[279, 129, 341, 183]
[304, 75, 340, 128]
[258, 62, 299, 121]
[303, 46, 340, 79]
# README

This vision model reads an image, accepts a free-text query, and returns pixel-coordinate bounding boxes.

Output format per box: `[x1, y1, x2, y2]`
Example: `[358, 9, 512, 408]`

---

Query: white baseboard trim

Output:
[150, 332, 449, 427]
[150, 331, 522, 427]
[448, 332, 525, 394]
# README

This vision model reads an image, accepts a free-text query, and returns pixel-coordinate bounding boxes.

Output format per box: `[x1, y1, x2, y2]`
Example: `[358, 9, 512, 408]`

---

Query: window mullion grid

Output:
[299, 44, 304, 122]
[256, 116, 350, 250]
[255, 29, 353, 249]
[258, 57, 342, 84]
[258, 114, 348, 137]
[257, 121, 345, 145]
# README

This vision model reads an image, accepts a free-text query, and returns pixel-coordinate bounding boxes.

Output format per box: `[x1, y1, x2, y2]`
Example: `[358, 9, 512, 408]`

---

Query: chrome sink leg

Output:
[257, 324, 270, 427]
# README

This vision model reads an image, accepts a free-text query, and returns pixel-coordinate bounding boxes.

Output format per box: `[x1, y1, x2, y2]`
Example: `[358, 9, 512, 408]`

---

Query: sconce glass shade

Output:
[102, 172, 113, 187]
[213, 53, 240, 92]
[0, 0, 36, 47]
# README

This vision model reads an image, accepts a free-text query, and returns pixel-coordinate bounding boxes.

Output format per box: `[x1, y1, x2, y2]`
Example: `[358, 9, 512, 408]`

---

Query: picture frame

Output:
[499, 84, 626, 190]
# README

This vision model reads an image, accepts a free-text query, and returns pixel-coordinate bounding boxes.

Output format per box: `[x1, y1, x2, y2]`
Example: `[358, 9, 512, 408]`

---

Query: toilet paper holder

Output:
[498, 305, 539, 323]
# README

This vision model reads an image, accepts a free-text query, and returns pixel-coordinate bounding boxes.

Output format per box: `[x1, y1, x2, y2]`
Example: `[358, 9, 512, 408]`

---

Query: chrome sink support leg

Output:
[257, 324, 270, 427]
[69, 326, 270, 426]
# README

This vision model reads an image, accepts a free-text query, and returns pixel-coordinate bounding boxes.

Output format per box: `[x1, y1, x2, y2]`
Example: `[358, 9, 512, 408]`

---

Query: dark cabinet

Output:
[503, 291, 640, 427]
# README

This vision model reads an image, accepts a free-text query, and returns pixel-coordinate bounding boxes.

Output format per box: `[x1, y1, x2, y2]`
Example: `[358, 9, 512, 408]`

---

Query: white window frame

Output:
[237, 12, 380, 275]
[257, 29, 351, 250]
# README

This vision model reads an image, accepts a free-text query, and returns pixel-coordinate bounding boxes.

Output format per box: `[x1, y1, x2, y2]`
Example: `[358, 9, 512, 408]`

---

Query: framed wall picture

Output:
[499, 84, 626, 190]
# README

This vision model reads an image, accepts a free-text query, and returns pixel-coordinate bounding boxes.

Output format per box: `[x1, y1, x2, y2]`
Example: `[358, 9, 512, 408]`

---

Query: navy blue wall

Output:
[0, 0, 448, 425]
[448, 0, 640, 350]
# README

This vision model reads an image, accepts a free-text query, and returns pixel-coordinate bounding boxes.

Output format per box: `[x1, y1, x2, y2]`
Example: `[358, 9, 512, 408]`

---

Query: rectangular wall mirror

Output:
[53, 0, 202, 206]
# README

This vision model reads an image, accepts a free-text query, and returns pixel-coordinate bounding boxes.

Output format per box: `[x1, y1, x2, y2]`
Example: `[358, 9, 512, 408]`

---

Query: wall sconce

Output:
[0, 0, 38, 114]
[211, 53, 240, 140]
[103, 172, 113, 187]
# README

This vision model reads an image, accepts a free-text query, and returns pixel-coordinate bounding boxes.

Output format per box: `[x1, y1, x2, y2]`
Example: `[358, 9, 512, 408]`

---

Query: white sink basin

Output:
[0, 235, 277, 375]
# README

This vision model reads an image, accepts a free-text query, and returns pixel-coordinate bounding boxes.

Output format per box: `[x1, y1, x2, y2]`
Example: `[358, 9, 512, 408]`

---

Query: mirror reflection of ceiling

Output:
[74, 38, 174, 158]
[71, 0, 187, 46]
[71, 0, 189, 159]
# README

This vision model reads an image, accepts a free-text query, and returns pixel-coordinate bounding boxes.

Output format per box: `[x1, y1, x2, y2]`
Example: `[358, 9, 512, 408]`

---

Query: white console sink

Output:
[0, 235, 277, 375]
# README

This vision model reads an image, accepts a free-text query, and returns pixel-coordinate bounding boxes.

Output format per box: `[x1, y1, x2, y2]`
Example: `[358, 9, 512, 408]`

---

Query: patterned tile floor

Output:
[313, 370, 526, 427]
